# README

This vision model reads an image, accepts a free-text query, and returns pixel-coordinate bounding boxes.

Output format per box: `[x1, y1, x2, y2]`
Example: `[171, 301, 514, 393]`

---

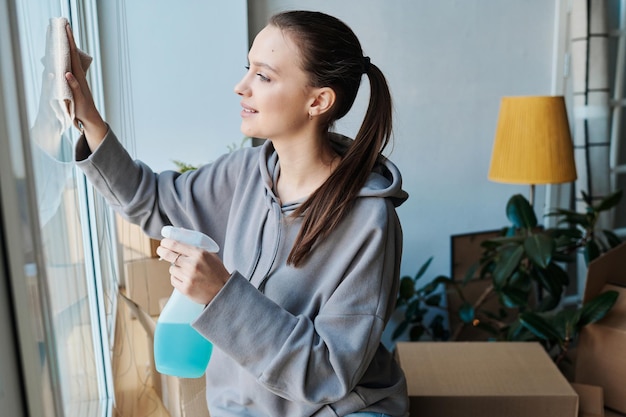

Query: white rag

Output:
[43, 16, 93, 130]
[30, 17, 92, 226]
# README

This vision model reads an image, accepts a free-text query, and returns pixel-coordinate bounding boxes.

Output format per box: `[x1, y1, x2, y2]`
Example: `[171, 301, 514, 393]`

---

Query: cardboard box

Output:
[161, 374, 209, 417]
[396, 341, 579, 417]
[571, 383, 604, 417]
[116, 213, 160, 261]
[125, 257, 174, 316]
[119, 293, 211, 417]
[576, 283, 626, 412]
[575, 242, 626, 414]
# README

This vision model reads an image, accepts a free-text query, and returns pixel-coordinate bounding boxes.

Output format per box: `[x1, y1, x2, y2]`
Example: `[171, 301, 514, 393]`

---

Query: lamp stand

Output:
[529, 184, 535, 207]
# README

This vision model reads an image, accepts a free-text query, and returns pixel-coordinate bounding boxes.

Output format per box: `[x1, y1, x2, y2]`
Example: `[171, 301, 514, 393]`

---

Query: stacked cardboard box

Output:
[120, 294, 211, 417]
[396, 341, 579, 417]
[576, 242, 626, 414]
[572, 383, 604, 417]
[125, 257, 173, 316]
[116, 213, 160, 261]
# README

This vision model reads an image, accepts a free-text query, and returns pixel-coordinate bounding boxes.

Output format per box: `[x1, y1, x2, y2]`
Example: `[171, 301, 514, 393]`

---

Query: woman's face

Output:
[234, 25, 316, 141]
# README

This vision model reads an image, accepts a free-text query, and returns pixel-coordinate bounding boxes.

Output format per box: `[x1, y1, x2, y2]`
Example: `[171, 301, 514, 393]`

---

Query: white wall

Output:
[97, 0, 567, 298]
[248, 0, 566, 282]
[97, 0, 249, 172]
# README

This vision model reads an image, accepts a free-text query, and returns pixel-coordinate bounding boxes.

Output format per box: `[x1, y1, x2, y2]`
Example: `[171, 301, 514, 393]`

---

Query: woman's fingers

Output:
[157, 238, 230, 305]
[65, 24, 84, 76]
[64, 24, 108, 145]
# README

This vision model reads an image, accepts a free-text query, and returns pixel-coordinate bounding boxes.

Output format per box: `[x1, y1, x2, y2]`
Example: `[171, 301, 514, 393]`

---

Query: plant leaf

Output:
[545, 208, 577, 217]
[520, 312, 563, 343]
[499, 287, 529, 308]
[425, 294, 442, 307]
[506, 319, 525, 340]
[429, 315, 449, 341]
[552, 308, 581, 340]
[594, 189, 623, 212]
[462, 262, 480, 285]
[524, 234, 553, 268]
[603, 229, 623, 248]
[414, 257, 434, 282]
[537, 294, 561, 312]
[547, 262, 570, 286]
[410, 308, 428, 323]
[492, 245, 524, 287]
[405, 299, 422, 321]
[554, 211, 591, 228]
[420, 275, 453, 295]
[536, 263, 567, 297]
[398, 276, 415, 300]
[577, 290, 619, 328]
[506, 194, 537, 229]
[392, 320, 409, 340]
[409, 325, 425, 341]
[459, 302, 475, 323]
[584, 240, 601, 265]
[506, 318, 538, 341]
[507, 270, 532, 293]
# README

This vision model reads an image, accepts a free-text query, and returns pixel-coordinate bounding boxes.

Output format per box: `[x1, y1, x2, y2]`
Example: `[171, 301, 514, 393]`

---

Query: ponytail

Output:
[269, 11, 393, 267]
[288, 63, 393, 266]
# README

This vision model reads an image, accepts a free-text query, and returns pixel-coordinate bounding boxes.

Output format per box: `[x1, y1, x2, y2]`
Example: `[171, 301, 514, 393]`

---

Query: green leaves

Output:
[517, 290, 619, 356]
[492, 245, 524, 287]
[394, 189, 623, 365]
[398, 276, 415, 301]
[578, 290, 619, 327]
[459, 302, 475, 323]
[594, 189, 623, 212]
[506, 194, 537, 229]
[393, 257, 451, 342]
[547, 189, 624, 264]
[520, 312, 563, 344]
[524, 234, 553, 268]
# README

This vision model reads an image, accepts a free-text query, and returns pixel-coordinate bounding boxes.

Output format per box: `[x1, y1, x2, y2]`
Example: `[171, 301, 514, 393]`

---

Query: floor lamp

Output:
[488, 96, 578, 207]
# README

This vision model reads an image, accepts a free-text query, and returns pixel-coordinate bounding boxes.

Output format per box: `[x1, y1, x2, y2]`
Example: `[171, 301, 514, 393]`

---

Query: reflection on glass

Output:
[13, 0, 116, 415]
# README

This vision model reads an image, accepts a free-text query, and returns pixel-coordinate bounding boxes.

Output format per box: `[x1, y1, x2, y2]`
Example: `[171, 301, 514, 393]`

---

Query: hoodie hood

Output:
[258, 133, 409, 211]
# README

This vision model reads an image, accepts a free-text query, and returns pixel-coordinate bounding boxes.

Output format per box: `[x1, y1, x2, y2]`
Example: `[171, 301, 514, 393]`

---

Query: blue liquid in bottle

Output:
[154, 226, 219, 378]
[154, 322, 213, 378]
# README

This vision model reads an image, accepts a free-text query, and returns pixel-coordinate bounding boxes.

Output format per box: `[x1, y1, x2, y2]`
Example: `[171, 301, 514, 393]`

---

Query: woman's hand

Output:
[64, 24, 108, 150]
[157, 238, 231, 305]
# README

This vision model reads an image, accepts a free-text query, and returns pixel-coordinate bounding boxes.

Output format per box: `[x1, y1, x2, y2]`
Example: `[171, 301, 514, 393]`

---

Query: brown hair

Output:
[269, 10, 393, 267]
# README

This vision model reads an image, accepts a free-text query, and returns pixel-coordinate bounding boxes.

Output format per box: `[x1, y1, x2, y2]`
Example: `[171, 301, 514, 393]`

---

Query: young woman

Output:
[67, 10, 409, 417]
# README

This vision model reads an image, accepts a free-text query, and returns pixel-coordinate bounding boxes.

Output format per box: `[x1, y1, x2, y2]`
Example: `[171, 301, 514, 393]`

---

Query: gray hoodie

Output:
[76, 129, 410, 417]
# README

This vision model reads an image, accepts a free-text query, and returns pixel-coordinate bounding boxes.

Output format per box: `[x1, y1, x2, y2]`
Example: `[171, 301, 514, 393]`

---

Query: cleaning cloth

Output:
[43, 16, 93, 130]
[30, 17, 92, 226]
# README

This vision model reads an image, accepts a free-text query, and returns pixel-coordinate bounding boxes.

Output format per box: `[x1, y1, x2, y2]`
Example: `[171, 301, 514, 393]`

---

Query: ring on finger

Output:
[171, 253, 181, 267]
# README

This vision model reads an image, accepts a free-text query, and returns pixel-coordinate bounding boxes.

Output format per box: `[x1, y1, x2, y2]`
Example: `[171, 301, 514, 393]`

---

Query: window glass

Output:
[12, 0, 116, 414]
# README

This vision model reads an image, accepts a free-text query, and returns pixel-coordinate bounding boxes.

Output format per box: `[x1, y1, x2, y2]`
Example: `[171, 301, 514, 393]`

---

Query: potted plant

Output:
[393, 190, 623, 367]
[449, 190, 623, 363]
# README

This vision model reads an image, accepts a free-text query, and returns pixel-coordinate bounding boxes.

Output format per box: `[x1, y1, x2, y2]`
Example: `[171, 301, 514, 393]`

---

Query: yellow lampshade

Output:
[488, 96, 577, 185]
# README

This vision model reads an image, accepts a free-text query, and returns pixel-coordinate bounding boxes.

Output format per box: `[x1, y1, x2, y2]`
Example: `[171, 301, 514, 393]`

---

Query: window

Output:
[0, 0, 117, 415]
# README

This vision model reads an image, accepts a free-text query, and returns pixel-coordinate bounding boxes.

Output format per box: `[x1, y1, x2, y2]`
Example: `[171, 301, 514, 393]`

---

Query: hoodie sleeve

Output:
[192, 196, 403, 404]
[75, 129, 250, 244]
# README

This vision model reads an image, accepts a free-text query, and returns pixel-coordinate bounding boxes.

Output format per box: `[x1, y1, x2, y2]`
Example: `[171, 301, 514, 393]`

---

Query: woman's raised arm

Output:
[64, 24, 108, 151]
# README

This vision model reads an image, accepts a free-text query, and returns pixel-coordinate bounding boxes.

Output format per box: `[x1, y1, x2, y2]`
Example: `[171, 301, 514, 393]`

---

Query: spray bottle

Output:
[154, 225, 219, 378]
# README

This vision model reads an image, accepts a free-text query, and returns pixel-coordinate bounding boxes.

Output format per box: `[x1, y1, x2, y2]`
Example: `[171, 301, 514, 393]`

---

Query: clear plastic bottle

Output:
[154, 226, 219, 378]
